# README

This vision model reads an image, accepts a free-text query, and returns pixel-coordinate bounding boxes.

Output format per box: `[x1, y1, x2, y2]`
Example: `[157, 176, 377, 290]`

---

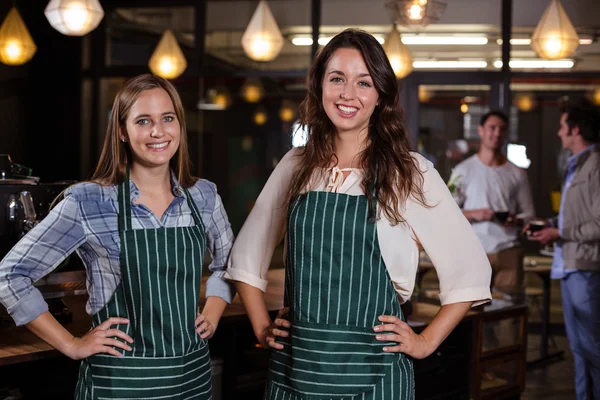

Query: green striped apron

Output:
[75, 177, 212, 400]
[265, 190, 414, 400]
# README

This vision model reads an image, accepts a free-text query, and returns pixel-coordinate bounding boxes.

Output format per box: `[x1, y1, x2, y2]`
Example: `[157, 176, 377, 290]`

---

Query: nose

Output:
[151, 124, 165, 138]
[340, 83, 356, 100]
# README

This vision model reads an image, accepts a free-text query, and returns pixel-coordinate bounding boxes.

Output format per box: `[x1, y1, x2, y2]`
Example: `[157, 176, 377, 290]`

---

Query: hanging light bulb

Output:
[148, 29, 187, 80]
[460, 103, 469, 113]
[279, 100, 296, 122]
[418, 86, 433, 103]
[383, 26, 413, 79]
[531, 0, 579, 60]
[208, 87, 231, 109]
[44, 0, 104, 36]
[406, 0, 427, 20]
[515, 94, 537, 112]
[0, 8, 36, 66]
[241, 0, 284, 62]
[254, 107, 268, 125]
[587, 89, 600, 106]
[241, 78, 265, 103]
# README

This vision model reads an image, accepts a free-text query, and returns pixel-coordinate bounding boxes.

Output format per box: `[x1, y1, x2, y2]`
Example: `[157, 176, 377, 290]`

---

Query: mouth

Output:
[146, 141, 170, 151]
[335, 104, 359, 117]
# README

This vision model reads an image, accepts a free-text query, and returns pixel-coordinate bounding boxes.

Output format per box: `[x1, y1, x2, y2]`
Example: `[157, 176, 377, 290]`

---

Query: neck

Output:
[333, 127, 368, 168]
[571, 141, 592, 156]
[129, 164, 172, 194]
[477, 147, 505, 166]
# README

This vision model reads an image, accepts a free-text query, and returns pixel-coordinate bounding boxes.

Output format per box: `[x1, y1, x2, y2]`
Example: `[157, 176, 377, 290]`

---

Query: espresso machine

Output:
[0, 154, 84, 326]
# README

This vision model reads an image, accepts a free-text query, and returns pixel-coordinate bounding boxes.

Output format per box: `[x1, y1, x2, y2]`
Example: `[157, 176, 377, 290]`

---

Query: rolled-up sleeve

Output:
[225, 149, 299, 291]
[0, 196, 86, 325]
[205, 191, 236, 303]
[404, 154, 492, 306]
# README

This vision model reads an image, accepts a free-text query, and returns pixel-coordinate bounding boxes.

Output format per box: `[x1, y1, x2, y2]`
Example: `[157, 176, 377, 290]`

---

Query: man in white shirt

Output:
[450, 111, 535, 298]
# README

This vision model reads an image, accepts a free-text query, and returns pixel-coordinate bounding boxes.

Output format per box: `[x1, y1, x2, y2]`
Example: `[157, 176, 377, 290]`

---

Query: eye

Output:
[359, 81, 372, 88]
[329, 77, 343, 83]
[136, 119, 149, 125]
[164, 116, 175, 122]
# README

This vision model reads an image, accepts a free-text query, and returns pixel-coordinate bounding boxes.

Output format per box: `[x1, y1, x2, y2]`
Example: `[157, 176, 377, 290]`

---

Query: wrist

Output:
[62, 336, 79, 359]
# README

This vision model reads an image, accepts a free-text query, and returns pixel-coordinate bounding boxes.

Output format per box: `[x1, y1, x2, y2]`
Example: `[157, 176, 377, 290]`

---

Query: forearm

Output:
[234, 281, 272, 339]
[200, 296, 228, 327]
[25, 311, 77, 358]
[420, 302, 472, 351]
[563, 219, 600, 243]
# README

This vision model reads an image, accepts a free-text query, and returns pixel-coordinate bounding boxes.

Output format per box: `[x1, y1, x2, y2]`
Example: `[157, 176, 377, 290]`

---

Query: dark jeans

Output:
[562, 271, 600, 400]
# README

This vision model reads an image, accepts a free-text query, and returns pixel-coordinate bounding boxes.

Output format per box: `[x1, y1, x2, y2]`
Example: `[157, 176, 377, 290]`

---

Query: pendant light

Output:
[241, 0, 284, 62]
[241, 78, 265, 103]
[253, 106, 268, 125]
[44, 0, 104, 36]
[148, 29, 187, 80]
[0, 7, 36, 66]
[531, 0, 579, 60]
[279, 100, 296, 122]
[515, 94, 537, 112]
[383, 26, 413, 79]
[208, 86, 231, 109]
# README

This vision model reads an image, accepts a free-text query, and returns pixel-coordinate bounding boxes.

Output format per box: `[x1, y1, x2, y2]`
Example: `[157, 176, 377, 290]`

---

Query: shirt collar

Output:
[128, 169, 185, 201]
[567, 144, 595, 169]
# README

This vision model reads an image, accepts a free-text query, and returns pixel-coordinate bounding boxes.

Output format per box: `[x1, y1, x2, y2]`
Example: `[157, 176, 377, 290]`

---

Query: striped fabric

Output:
[266, 191, 414, 400]
[75, 176, 212, 399]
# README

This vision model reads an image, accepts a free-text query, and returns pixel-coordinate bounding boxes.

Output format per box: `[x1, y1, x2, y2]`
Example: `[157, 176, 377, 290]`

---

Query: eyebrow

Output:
[327, 70, 371, 78]
[133, 111, 176, 120]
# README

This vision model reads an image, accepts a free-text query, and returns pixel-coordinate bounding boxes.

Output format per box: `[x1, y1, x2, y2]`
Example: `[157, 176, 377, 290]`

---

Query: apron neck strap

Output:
[117, 167, 205, 232]
[118, 166, 133, 232]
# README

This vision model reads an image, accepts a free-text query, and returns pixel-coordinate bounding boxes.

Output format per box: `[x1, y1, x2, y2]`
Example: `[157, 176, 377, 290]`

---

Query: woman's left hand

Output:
[374, 315, 435, 360]
[195, 313, 217, 339]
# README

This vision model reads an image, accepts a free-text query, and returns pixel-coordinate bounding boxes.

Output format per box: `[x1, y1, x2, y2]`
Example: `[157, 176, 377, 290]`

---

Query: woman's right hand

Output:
[258, 308, 291, 350]
[66, 317, 133, 360]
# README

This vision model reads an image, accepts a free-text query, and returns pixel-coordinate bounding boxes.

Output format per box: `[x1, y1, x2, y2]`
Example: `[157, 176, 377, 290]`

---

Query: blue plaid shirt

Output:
[0, 174, 235, 326]
[551, 145, 595, 279]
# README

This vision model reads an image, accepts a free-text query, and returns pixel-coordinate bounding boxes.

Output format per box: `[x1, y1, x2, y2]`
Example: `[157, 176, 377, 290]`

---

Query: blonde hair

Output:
[91, 74, 197, 188]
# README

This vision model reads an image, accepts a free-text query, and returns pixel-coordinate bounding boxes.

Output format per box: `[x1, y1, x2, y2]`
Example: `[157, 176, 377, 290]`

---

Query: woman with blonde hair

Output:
[0, 74, 233, 399]
[227, 29, 492, 399]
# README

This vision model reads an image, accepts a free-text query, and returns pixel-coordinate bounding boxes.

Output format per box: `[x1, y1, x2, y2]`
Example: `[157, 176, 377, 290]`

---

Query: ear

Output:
[119, 127, 127, 143]
[570, 126, 580, 137]
[477, 125, 484, 139]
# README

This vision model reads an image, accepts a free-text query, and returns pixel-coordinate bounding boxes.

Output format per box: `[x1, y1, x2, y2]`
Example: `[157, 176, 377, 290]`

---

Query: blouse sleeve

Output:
[403, 153, 492, 306]
[225, 149, 300, 291]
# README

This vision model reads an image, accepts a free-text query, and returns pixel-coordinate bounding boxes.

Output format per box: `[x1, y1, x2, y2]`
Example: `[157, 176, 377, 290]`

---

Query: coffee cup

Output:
[495, 211, 510, 224]
[526, 220, 546, 237]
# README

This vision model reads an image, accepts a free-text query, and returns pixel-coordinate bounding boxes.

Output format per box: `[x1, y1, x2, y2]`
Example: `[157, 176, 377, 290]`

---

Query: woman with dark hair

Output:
[0, 74, 234, 399]
[227, 29, 491, 399]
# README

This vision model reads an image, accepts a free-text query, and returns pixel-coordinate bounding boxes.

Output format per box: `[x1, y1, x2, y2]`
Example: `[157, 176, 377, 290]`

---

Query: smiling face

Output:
[321, 48, 379, 138]
[477, 115, 508, 152]
[123, 88, 181, 170]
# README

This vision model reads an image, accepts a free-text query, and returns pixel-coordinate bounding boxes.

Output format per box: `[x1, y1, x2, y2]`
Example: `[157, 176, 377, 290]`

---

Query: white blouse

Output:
[226, 149, 492, 306]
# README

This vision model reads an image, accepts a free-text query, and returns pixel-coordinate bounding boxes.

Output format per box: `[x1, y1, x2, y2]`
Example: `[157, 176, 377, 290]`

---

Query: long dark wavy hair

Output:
[287, 29, 427, 224]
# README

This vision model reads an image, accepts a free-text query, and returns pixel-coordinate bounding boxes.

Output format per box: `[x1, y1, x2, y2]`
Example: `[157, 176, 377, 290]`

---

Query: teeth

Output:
[337, 105, 358, 113]
[148, 142, 168, 149]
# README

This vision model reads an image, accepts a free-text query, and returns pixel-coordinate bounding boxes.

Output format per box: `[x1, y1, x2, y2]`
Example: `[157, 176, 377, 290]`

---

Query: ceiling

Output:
[114, 0, 600, 72]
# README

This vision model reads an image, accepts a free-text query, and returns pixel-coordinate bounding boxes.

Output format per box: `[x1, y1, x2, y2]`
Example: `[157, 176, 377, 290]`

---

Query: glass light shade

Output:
[460, 103, 469, 113]
[386, 0, 446, 27]
[0, 8, 36, 66]
[531, 0, 579, 60]
[241, 0, 284, 62]
[44, 0, 104, 36]
[148, 30, 187, 80]
[241, 78, 265, 103]
[254, 107, 268, 125]
[383, 27, 413, 79]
